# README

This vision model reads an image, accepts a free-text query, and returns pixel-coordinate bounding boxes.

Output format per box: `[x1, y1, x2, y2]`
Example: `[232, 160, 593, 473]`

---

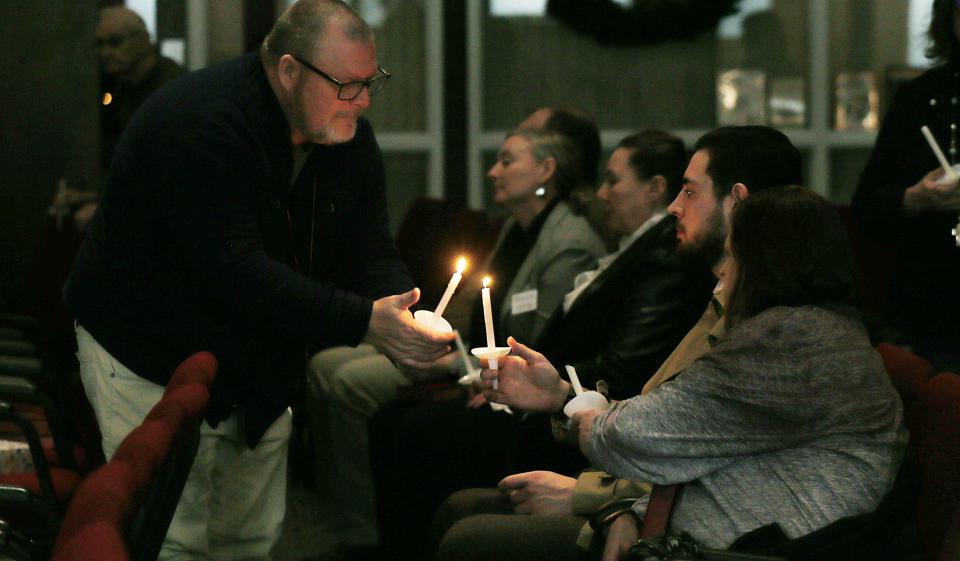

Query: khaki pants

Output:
[76, 325, 291, 561]
[307, 344, 410, 546]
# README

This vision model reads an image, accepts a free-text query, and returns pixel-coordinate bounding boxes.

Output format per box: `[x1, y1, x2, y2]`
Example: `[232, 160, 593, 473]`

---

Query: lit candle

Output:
[434, 257, 466, 319]
[481, 276, 496, 348]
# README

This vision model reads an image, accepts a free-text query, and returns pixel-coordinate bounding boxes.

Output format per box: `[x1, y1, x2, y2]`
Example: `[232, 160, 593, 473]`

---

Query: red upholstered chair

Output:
[50, 352, 216, 561]
[906, 372, 960, 561]
[876, 343, 934, 411]
[0, 403, 78, 559]
[164, 351, 218, 393]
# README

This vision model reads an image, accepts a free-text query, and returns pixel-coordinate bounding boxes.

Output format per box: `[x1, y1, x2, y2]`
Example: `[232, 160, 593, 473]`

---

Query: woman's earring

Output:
[534, 185, 546, 198]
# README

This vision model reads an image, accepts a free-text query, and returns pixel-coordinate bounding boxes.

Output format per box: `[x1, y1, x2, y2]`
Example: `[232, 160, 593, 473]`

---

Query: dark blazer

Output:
[535, 215, 714, 399]
[852, 62, 960, 345]
[66, 52, 412, 445]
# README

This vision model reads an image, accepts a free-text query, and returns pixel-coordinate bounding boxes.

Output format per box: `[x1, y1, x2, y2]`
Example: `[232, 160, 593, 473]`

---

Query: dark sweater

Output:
[67, 52, 412, 445]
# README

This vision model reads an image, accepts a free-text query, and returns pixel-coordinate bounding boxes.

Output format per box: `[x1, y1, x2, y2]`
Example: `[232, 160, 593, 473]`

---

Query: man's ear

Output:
[731, 182, 749, 202]
[648, 175, 668, 202]
[277, 54, 299, 90]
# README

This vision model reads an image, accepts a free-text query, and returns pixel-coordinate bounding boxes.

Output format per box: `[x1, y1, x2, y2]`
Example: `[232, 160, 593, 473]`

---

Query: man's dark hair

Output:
[542, 107, 602, 185]
[693, 126, 803, 200]
[726, 185, 859, 325]
[927, 0, 960, 63]
[617, 130, 687, 202]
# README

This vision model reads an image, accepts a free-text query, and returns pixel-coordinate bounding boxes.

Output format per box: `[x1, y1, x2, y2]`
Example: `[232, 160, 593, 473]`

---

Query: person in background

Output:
[97, 6, 185, 174]
[519, 106, 615, 249]
[66, 1, 451, 559]
[852, 0, 960, 372]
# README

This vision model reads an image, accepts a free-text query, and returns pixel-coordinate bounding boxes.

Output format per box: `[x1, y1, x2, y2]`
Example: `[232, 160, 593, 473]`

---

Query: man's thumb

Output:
[393, 287, 420, 310]
[507, 336, 537, 364]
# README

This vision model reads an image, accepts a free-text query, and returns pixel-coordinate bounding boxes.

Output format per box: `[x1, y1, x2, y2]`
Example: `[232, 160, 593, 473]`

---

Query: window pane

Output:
[384, 152, 429, 234]
[481, 0, 808, 131]
[364, 2, 427, 132]
[830, 148, 873, 204]
[829, 0, 931, 123]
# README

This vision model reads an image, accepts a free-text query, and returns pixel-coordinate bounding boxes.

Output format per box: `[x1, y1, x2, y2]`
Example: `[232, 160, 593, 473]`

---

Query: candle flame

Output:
[456, 257, 467, 273]
[482, 276, 492, 288]
[102, 92, 113, 106]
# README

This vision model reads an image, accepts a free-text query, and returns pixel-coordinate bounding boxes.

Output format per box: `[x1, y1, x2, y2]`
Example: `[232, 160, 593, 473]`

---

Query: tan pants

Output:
[77, 325, 291, 561]
[307, 344, 411, 546]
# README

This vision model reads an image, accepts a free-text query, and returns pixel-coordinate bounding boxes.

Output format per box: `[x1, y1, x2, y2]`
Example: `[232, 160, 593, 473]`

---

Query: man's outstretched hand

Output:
[364, 288, 453, 372]
[481, 336, 570, 413]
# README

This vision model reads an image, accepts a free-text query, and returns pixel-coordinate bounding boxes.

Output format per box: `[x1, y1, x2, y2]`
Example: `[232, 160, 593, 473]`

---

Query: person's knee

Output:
[438, 488, 509, 525]
[436, 516, 493, 561]
[309, 345, 378, 394]
[328, 355, 406, 415]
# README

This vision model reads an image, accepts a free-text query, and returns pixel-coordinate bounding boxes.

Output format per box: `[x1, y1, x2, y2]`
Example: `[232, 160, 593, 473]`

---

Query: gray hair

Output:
[505, 128, 583, 199]
[261, 0, 373, 62]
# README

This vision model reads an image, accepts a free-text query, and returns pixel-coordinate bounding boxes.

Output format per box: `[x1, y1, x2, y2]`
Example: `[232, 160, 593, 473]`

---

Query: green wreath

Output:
[547, 0, 741, 45]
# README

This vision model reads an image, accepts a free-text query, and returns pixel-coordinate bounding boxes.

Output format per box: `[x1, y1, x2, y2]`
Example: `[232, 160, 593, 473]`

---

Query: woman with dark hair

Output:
[454, 186, 906, 560]
[852, 0, 960, 371]
[724, 185, 859, 324]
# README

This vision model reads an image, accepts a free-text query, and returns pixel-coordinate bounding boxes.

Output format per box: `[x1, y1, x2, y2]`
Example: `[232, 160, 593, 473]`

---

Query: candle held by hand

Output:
[481, 276, 496, 348]
[921, 125, 960, 180]
[434, 257, 466, 319]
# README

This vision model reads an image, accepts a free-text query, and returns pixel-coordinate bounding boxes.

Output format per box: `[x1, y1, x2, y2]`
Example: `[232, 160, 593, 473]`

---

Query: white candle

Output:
[921, 125, 959, 179]
[453, 330, 474, 375]
[481, 276, 496, 348]
[434, 257, 466, 319]
[565, 365, 584, 396]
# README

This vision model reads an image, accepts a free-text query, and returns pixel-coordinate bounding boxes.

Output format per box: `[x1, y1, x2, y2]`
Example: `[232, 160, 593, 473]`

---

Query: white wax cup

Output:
[935, 164, 960, 185]
[471, 346, 511, 390]
[470, 346, 511, 370]
[413, 309, 453, 333]
[563, 390, 609, 418]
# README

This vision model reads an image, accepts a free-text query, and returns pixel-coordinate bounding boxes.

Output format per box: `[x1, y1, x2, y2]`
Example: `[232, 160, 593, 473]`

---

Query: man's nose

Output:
[668, 196, 683, 217]
[351, 87, 371, 109]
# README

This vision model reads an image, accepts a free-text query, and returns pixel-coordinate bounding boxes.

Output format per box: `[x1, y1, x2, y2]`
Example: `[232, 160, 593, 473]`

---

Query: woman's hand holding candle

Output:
[902, 166, 960, 215]
[481, 337, 569, 412]
[571, 408, 604, 455]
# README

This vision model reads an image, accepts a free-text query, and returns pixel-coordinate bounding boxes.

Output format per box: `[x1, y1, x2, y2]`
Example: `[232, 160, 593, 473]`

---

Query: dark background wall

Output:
[0, 1, 100, 312]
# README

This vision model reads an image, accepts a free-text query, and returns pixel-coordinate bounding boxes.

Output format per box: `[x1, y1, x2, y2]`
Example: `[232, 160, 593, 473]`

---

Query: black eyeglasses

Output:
[291, 55, 390, 101]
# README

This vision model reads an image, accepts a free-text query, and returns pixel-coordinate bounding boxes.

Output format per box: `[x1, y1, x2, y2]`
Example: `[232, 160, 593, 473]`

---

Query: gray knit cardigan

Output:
[585, 305, 908, 548]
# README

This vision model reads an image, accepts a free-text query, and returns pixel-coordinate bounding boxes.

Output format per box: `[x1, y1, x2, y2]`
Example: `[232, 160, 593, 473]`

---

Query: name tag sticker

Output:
[511, 289, 538, 315]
